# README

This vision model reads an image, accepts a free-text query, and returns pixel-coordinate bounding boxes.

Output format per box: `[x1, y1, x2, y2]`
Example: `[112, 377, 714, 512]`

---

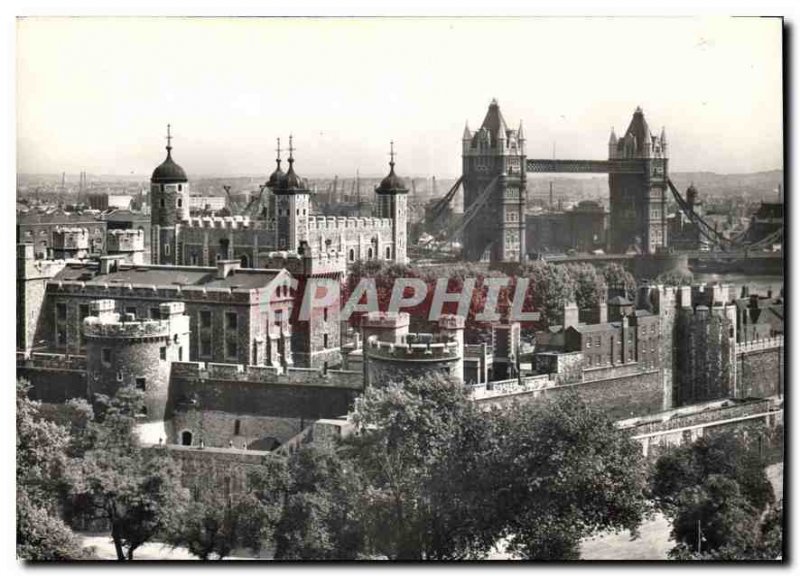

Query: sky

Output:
[16, 16, 783, 178]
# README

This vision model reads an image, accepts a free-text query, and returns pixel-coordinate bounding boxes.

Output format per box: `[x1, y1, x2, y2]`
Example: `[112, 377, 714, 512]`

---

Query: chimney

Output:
[563, 301, 580, 329]
[99, 255, 124, 275]
[216, 259, 241, 280]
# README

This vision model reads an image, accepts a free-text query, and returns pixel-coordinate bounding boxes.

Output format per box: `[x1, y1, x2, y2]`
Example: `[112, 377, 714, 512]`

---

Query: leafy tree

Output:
[273, 445, 364, 560]
[16, 380, 88, 561]
[602, 263, 637, 300]
[567, 263, 607, 311]
[656, 269, 694, 287]
[168, 491, 256, 560]
[519, 261, 576, 327]
[492, 392, 650, 560]
[65, 386, 189, 560]
[650, 433, 774, 516]
[17, 492, 91, 561]
[343, 373, 495, 560]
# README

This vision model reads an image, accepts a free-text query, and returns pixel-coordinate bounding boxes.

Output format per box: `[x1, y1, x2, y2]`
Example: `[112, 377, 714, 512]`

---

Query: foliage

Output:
[343, 373, 495, 559]
[17, 492, 91, 561]
[65, 386, 189, 560]
[492, 392, 650, 559]
[651, 432, 778, 559]
[602, 263, 637, 300]
[273, 445, 364, 560]
[16, 380, 88, 561]
[168, 491, 258, 560]
[519, 261, 576, 327]
[656, 269, 694, 287]
[567, 263, 607, 311]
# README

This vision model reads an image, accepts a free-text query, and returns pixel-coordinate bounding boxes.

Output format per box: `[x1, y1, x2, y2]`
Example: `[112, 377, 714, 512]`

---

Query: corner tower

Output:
[269, 135, 310, 252]
[375, 141, 409, 264]
[608, 107, 669, 254]
[462, 99, 527, 263]
[150, 124, 189, 264]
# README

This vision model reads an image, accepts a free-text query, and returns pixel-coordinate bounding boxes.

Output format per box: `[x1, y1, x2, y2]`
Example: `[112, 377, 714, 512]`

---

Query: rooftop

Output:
[52, 262, 284, 291]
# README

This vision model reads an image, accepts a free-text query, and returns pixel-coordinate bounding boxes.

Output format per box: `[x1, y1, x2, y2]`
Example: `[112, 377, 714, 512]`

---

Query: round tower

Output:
[84, 299, 189, 443]
[150, 124, 189, 264]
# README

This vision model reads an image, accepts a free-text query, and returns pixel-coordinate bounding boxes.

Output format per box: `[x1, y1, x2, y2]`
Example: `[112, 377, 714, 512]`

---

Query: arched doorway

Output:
[180, 430, 193, 446]
[240, 254, 249, 268]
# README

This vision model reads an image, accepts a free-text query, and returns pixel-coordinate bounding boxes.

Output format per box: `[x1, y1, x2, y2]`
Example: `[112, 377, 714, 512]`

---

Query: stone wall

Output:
[737, 347, 783, 399]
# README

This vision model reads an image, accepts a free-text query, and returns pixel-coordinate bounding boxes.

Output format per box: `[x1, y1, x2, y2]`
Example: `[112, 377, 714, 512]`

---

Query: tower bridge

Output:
[419, 100, 779, 265]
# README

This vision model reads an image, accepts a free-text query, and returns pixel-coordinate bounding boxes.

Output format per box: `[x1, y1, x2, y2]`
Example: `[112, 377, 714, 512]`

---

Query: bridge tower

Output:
[608, 107, 669, 254]
[462, 99, 527, 262]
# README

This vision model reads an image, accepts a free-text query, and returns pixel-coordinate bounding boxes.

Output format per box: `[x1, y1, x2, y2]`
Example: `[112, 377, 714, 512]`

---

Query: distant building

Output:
[525, 200, 608, 255]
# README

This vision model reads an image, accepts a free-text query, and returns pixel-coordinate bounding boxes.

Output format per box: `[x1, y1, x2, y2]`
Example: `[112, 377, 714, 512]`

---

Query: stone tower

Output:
[462, 99, 527, 262]
[374, 142, 409, 264]
[84, 299, 189, 442]
[269, 135, 310, 252]
[608, 107, 669, 254]
[150, 124, 189, 265]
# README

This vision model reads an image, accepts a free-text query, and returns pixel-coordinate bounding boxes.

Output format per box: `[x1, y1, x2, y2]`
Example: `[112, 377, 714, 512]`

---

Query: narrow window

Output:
[135, 377, 146, 391]
[234, 419, 241, 436]
[102, 348, 112, 366]
[159, 346, 166, 360]
[226, 340, 237, 359]
[226, 312, 238, 330]
[323, 333, 329, 348]
[56, 302, 67, 320]
[199, 310, 212, 328]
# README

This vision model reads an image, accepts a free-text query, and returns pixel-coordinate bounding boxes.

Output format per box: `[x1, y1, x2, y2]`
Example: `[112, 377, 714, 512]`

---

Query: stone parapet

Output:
[736, 336, 784, 355]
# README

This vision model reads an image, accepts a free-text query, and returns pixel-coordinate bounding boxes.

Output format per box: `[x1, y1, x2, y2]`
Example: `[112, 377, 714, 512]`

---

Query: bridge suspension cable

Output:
[427, 175, 463, 223]
[666, 178, 734, 251]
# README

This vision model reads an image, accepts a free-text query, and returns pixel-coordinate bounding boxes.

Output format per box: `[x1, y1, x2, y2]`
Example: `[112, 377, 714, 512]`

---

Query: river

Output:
[693, 273, 784, 296]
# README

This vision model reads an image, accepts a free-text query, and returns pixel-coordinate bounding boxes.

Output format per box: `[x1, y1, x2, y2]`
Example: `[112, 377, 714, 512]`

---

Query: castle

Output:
[150, 129, 408, 269]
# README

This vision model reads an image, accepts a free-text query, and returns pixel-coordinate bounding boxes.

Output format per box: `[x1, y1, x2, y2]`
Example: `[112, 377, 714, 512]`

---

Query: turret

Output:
[608, 127, 618, 159]
[374, 141, 409, 264]
[150, 124, 189, 264]
[272, 135, 310, 252]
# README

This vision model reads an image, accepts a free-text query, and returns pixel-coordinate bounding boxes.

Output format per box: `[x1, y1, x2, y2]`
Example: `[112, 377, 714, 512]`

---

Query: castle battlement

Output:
[83, 313, 172, 340]
[52, 227, 89, 249]
[735, 335, 784, 355]
[106, 229, 145, 252]
[362, 311, 410, 329]
[170, 360, 363, 389]
[48, 280, 258, 303]
[184, 215, 253, 229]
[307, 215, 393, 231]
[366, 333, 460, 360]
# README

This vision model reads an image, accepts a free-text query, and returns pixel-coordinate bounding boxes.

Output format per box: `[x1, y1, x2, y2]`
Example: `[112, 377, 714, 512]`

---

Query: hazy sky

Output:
[17, 17, 783, 178]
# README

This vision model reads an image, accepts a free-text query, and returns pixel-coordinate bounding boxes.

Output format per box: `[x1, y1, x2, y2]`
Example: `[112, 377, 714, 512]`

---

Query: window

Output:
[200, 337, 212, 357]
[199, 310, 212, 328]
[234, 419, 241, 435]
[226, 340, 237, 359]
[586, 340, 591, 349]
[116, 370, 123, 382]
[349, 248, 355, 262]
[367, 247, 373, 259]
[160, 198, 165, 208]
[159, 347, 166, 360]
[135, 377, 146, 391]
[178, 347, 183, 361]
[125, 306, 137, 317]
[102, 348, 112, 366]
[323, 308, 328, 322]
[274, 309, 283, 327]
[178, 184, 183, 192]
[56, 303, 67, 320]
[165, 244, 170, 256]
[385, 246, 392, 259]
[150, 307, 161, 319]
[181, 430, 193, 446]
[177, 198, 183, 208]
[323, 333, 329, 348]
[226, 312, 238, 330]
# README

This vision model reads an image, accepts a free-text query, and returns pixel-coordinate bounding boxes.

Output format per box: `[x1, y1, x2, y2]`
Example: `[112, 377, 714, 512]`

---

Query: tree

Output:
[602, 263, 637, 300]
[650, 433, 774, 517]
[656, 269, 694, 287]
[65, 386, 189, 560]
[16, 380, 88, 561]
[492, 392, 650, 560]
[342, 373, 496, 560]
[651, 432, 779, 560]
[519, 261, 576, 328]
[272, 445, 364, 560]
[567, 263, 607, 311]
[168, 492, 256, 560]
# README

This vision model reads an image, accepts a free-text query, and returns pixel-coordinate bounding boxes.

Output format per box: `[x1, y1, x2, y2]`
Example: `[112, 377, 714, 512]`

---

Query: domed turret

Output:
[376, 141, 408, 195]
[266, 137, 285, 190]
[151, 124, 187, 184]
[275, 135, 309, 194]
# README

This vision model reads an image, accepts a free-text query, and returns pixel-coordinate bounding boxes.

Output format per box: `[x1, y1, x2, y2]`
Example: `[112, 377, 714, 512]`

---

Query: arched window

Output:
[348, 248, 355, 262]
[181, 430, 193, 446]
[240, 254, 249, 268]
[367, 247, 373, 259]
[385, 246, 391, 259]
